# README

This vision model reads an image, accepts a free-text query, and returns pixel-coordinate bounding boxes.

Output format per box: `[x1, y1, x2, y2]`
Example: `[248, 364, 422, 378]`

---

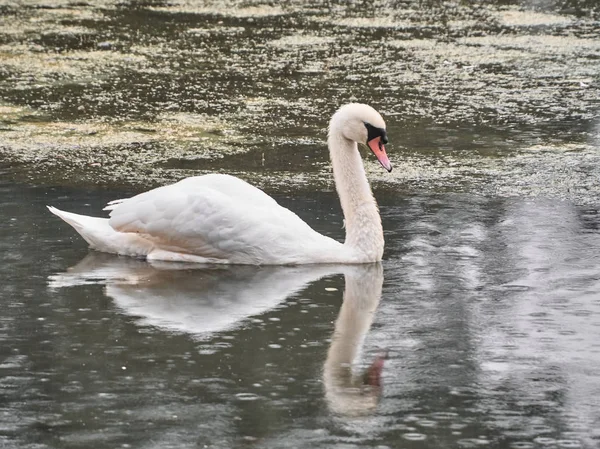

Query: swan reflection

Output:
[50, 254, 386, 416]
[49, 252, 343, 337]
[324, 263, 385, 416]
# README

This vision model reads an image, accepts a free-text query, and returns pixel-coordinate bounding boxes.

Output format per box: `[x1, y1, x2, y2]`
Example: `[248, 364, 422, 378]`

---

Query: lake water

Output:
[2, 181, 600, 448]
[1, 0, 600, 448]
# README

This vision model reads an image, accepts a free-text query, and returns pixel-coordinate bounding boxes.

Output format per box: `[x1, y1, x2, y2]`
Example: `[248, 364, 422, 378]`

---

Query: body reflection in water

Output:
[324, 263, 385, 416]
[49, 254, 386, 417]
[49, 252, 348, 337]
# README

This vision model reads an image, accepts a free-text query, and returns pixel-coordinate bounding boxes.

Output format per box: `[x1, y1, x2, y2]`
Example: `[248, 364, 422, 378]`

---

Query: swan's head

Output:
[330, 103, 392, 172]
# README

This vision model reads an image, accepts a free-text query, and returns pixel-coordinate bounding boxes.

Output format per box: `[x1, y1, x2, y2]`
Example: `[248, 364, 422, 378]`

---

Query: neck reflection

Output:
[324, 263, 385, 416]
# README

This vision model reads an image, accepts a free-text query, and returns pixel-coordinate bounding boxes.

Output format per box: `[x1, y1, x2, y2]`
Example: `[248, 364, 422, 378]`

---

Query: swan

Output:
[48, 103, 392, 265]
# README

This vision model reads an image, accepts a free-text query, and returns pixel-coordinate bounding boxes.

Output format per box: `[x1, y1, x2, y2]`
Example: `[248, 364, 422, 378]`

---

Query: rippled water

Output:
[2, 181, 600, 448]
[1, 0, 600, 448]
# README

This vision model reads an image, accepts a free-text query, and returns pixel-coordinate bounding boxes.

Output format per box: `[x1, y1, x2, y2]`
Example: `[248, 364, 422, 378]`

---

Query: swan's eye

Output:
[365, 123, 388, 144]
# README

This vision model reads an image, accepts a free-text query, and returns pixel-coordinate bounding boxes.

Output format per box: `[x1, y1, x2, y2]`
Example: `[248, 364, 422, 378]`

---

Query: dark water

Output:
[2, 181, 600, 448]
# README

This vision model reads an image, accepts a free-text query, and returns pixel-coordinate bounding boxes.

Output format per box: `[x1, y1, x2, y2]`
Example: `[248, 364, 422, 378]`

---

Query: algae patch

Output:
[148, 3, 288, 18]
[0, 0, 599, 204]
[495, 8, 574, 27]
[0, 107, 252, 187]
[268, 34, 337, 49]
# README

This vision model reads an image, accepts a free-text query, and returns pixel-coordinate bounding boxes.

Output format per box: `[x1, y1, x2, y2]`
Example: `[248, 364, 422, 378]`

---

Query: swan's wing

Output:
[103, 174, 276, 212]
[107, 174, 330, 263]
[177, 174, 279, 208]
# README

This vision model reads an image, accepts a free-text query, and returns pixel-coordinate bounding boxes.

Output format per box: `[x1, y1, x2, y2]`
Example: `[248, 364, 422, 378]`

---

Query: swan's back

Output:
[178, 174, 279, 208]
[107, 174, 344, 264]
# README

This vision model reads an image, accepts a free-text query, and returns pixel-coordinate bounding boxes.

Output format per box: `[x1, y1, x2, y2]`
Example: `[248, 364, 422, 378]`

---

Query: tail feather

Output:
[47, 206, 153, 257]
[47, 206, 106, 233]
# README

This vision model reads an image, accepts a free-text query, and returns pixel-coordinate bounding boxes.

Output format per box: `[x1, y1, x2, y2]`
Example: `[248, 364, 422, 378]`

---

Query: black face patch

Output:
[365, 123, 388, 144]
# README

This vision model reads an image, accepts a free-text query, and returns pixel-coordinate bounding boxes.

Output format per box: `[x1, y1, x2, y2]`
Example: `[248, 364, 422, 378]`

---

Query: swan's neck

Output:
[329, 133, 384, 261]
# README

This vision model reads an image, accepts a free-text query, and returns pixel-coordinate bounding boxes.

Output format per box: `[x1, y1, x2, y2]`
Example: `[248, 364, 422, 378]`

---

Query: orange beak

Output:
[367, 136, 392, 172]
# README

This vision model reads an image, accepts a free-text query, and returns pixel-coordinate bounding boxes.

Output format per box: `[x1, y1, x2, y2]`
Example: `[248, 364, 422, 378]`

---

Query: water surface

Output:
[2, 182, 600, 448]
[1, 0, 599, 197]
[1, 0, 600, 448]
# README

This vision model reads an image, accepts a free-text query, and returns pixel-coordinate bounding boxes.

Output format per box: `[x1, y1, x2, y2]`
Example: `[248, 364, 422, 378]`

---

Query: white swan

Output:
[48, 103, 392, 265]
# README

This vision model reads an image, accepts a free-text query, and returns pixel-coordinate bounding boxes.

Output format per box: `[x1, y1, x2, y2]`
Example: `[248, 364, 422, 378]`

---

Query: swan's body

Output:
[49, 103, 392, 265]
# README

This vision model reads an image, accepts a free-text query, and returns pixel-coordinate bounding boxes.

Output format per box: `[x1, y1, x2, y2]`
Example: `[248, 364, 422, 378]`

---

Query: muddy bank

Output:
[0, 0, 599, 201]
